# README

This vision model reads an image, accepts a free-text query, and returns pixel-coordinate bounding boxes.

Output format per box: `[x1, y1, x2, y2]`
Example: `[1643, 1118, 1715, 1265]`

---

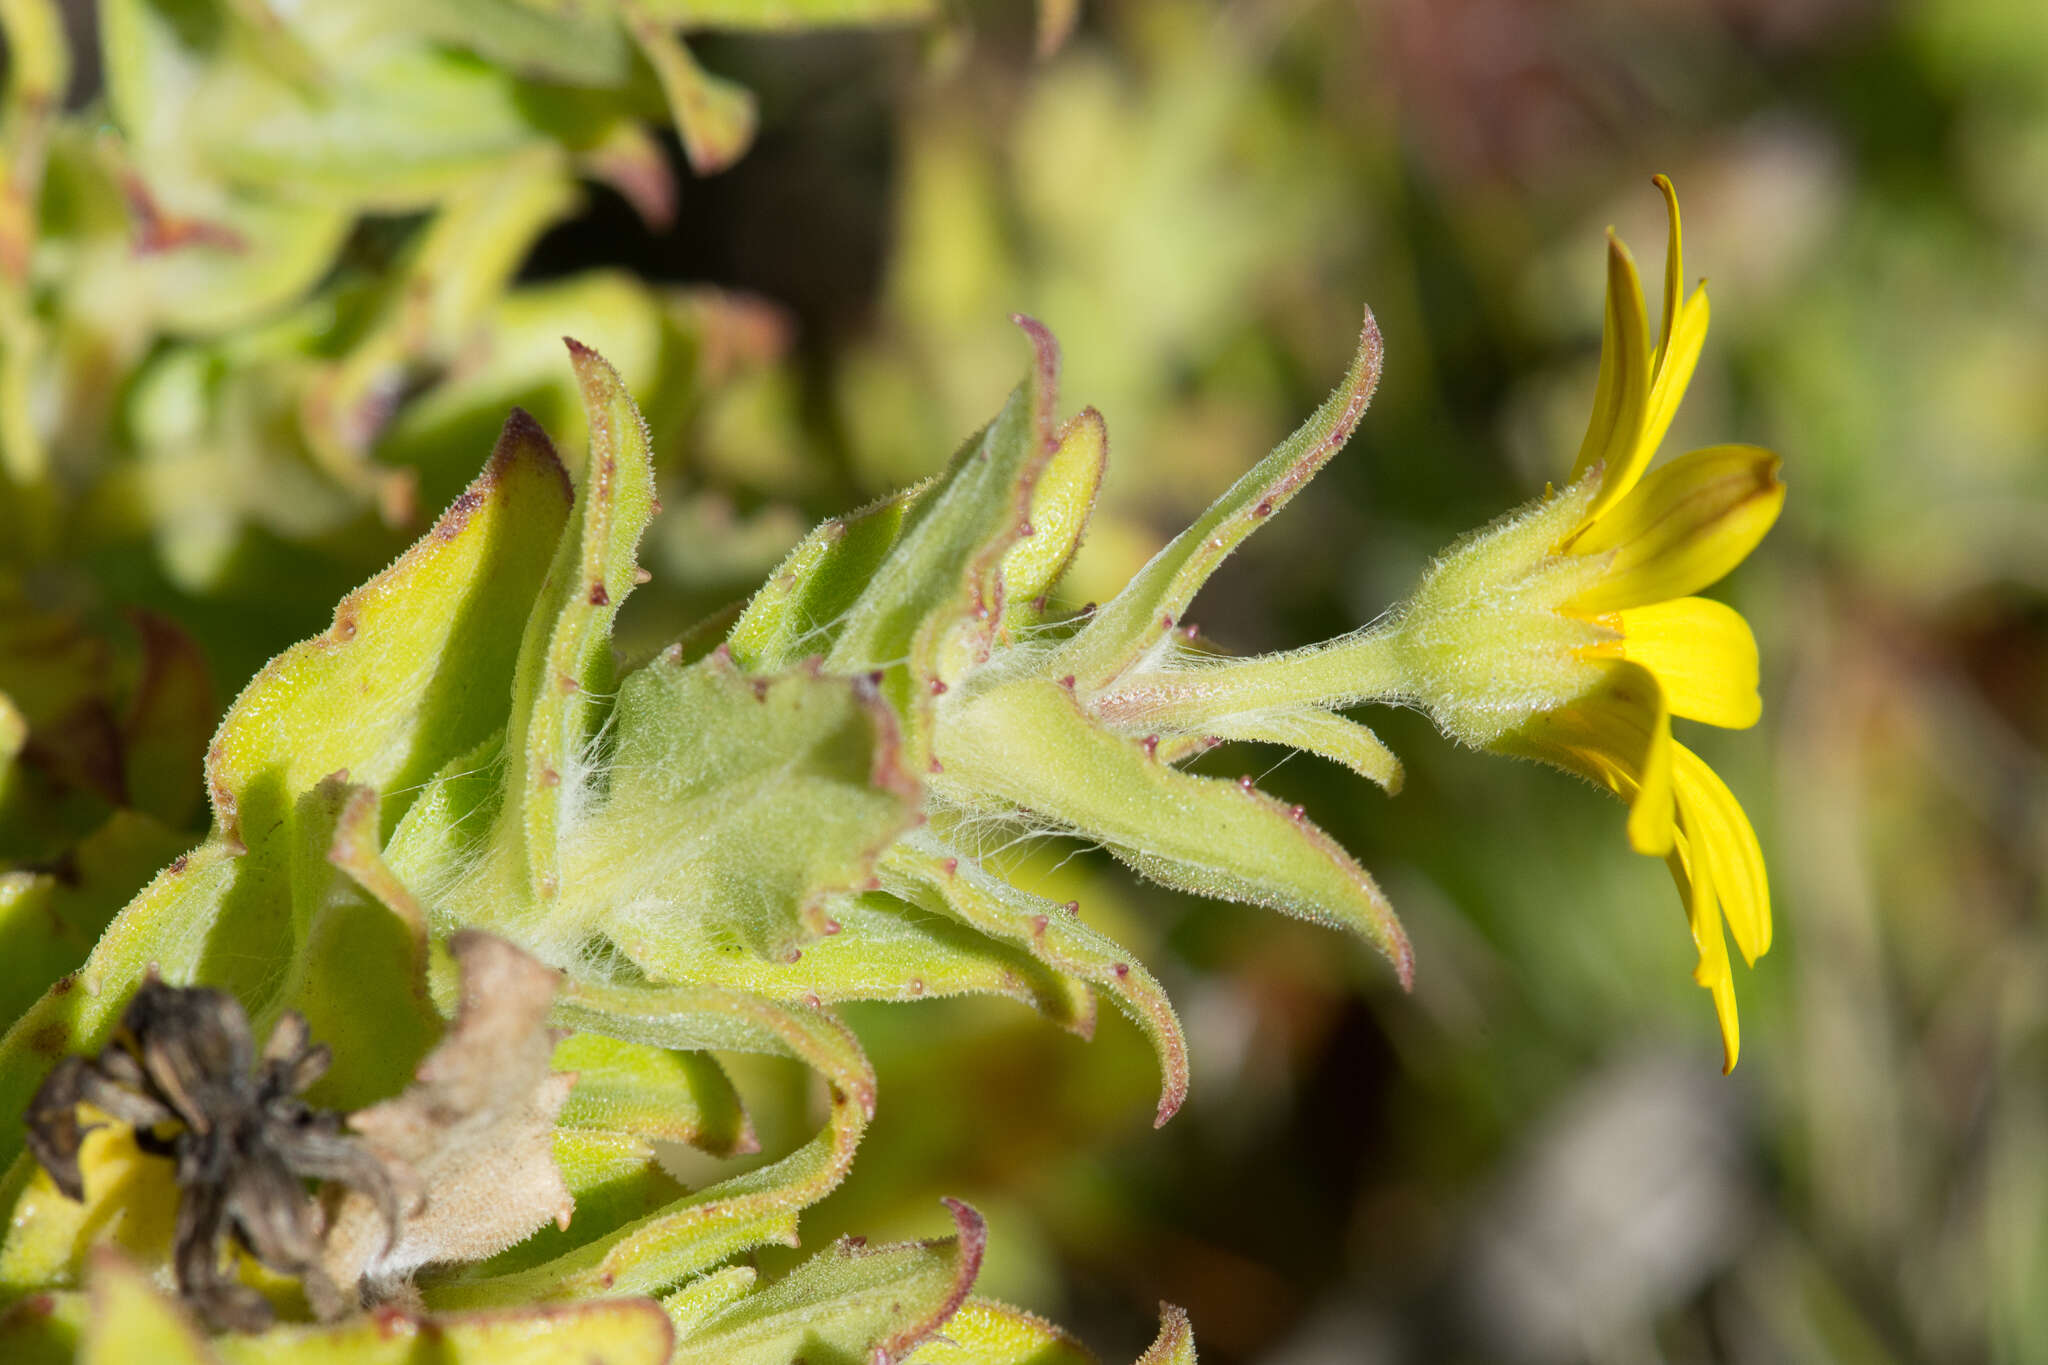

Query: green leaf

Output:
[825, 318, 1061, 736]
[1053, 310, 1383, 691]
[433, 986, 874, 1306]
[880, 830, 1188, 1126]
[80, 1254, 217, 1365]
[269, 775, 443, 1109]
[668, 1199, 985, 1365]
[904, 1298, 1098, 1365]
[726, 481, 929, 673]
[0, 413, 569, 1168]
[397, 0, 639, 87]
[661, 1264, 758, 1336]
[206, 409, 571, 850]
[0, 1283, 90, 1364]
[623, 4, 758, 176]
[554, 1033, 755, 1154]
[936, 674, 1413, 987]
[633, 0, 937, 27]
[482, 650, 920, 970]
[1189, 707, 1402, 793]
[213, 1297, 678, 1365]
[496, 341, 656, 911]
[999, 406, 1106, 626]
[0, 840, 236, 1168]
[0, 813, 189, 1029]
[1135, 1306, 1198, 1365]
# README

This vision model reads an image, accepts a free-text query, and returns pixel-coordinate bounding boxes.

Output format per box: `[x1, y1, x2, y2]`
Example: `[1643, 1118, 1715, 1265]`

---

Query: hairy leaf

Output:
[669, 1199, 986, 1365]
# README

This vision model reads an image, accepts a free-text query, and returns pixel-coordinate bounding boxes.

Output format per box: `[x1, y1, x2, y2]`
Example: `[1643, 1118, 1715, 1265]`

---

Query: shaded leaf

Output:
[727, 482, 929, 672]
[669, 1198, 986, 1365]
[80, 1253, 218, 1365]
[825, 318, 1061, 738]
[553, 1034, 754, 1155]
[880, 830, 1187, 1125]
[206, 409, 571, 850]
[495, 650, 920, 969]
[937, 675, 1412, 986]
[1135, 1305, 1197, 1365]
[496, 341, 655, 911]
[624, 5, 759, 176]
[432, 984, 873, 1307]
[906, 1298, 1098, 1365]
[214, 1296, 676, 1365]
[1053, 310, 1382, 691]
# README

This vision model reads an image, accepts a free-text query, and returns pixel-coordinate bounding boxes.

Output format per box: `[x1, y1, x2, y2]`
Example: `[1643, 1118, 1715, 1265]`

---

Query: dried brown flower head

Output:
[24, 981, 399, 1333]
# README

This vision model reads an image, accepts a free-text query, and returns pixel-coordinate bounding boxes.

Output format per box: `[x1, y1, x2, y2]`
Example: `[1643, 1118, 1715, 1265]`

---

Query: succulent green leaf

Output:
[206, 409, 571, 849]
[880, 830, 1188, 1125]
[554, 1033, 755, 1154]
[81, 1254, 217, 1365]
[507, 650, 920, 969]
[214, 1296, 678, 1365]
[826, 317, 1060, 751]
[1000, 406, 1106, 625]
[1135, 1306, 1198, 1365]
[1192, 707, 1403, 793]
[497, 342, 656, 911]
[633, 0, 937, 26]
[0, 813, 188, 1029]
[668, 1199, 985, 1365]
[661, 1264, 759, 1337]
[1055, 310, 1383, 691]
[726, 481, 929, 672]
[904, 1298, 1098, 1365]
[938, 676, 1413, 987]
[623, 4, 759, 176]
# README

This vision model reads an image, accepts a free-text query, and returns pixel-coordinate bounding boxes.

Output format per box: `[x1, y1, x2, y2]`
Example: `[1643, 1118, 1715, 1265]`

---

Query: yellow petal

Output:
[1653, 175, 1684, 362]
[1498, 663, 1676, 856]
[1568, 235, 1653, 516]
[1623, 669, 1677, 858]
[1568, 444, 1784, 613]
[1667, 804, 1741, 1073]
[1709, 955, 1741, 1072]
[1673, 742, 1771, 962]
[1642, 287, 1708, 466]
[1616, 596, 1761, 729]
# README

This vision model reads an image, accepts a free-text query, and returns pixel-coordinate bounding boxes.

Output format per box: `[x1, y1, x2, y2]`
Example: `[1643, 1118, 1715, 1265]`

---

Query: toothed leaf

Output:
[938, 676, 1412, 986]
[1056, 312, 1383, 690]
[881, 831, 1188, 1125]
[498, 342, 656, 910]
[668, 1200, 985, 1365]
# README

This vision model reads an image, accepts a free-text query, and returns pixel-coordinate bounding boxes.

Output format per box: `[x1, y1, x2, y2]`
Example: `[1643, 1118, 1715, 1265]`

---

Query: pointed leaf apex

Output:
[1009, 313, 1062, 451]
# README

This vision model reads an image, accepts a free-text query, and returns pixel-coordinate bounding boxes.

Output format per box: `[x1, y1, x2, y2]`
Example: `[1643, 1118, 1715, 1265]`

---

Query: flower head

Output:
[1394, 178, 1783, 1069]
[25, 981, 401, 1331]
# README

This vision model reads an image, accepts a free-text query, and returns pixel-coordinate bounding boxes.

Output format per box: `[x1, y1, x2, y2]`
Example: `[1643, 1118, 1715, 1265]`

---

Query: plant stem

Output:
[1094, 624, 1407, 728]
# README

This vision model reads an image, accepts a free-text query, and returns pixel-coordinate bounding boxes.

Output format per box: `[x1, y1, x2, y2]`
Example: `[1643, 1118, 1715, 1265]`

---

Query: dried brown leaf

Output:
[319, 931, 575, 1307]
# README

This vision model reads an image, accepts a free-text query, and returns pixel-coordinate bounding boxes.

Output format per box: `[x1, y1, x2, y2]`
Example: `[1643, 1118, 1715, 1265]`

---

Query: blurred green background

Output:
[7, 0, 2047, 1361]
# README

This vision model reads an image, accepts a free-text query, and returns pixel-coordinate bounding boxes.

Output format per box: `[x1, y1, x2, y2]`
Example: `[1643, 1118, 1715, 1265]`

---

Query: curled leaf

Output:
[319, 931, 574, 1306]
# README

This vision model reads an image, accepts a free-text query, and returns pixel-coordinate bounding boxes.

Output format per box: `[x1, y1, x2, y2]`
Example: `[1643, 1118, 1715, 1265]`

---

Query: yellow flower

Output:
[1494, 177, 1783, 1071]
